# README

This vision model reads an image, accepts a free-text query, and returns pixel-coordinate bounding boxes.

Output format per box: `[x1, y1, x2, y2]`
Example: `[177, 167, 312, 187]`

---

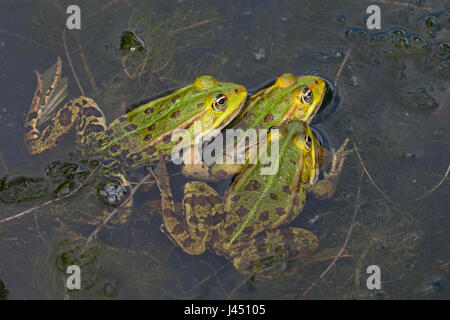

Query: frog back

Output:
[220, 121, 320, 247]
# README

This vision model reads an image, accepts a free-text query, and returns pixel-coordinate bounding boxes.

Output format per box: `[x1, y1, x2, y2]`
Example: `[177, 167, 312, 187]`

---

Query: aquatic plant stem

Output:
[300, 169, 364, 299]
[415, 163, 450, 201]
[168, 18, 219, 35]
[353, 142, 391, 203]
[334, 44, 352, 87]
[63, 29, 85, 95]
[0, 164, 99, 225]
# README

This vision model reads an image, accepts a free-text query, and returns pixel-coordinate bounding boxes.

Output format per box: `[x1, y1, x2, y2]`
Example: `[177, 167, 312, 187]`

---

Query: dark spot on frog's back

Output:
[231, 194, 240, 202]
[59, 108, 73, 127]
[197, 103, 204, 108]
[163, 135, 171, 144]
[146, 146, 157, 154]
[264, 114, 274, 122]
[171, 95, 181, 103]
[82, 107, 103, 118]
[121, 149, 129, 158]
[260, 211, 269, 221]
[144, 107, 154, 114]
[125, 124, 138, 131]
[85, 124, 104, 133]
[148, 124, 156, 131]
[235, 207, 249, 217]
[144, 134, 152, 141]
[282, 185, 290, 193]
[190, 195, 208, 207]
[207, 195, 221, 205]
[269, 193, 278, 200]
[275, 207, 286, 216]
[119, 116, 127, 122]
[172, 223, 185, 235]
[246, 180, 261, 191]
[27, 111, 38, 121]
[109, 144, 120, 153]
[171, 110, 181, 118]
[42, 127, 53, 141]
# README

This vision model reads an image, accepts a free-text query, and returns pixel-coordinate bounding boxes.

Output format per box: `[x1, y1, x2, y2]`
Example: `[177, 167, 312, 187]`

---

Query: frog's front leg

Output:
[232, 227, 319, 277]
[308, 138, 351, 200]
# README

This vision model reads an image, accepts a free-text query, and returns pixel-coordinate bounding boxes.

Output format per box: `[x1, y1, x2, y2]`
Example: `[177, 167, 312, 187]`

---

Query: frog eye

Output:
[212, 94, 227, 111]
[301, 87, 313, 104]
[304, 134, 312, 149]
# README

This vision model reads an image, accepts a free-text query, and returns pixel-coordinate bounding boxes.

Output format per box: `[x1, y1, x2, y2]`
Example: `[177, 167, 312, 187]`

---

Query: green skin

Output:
[156, 121, 339, 276]
[182, 73, 328, 181]
[24, 57, 247, 186]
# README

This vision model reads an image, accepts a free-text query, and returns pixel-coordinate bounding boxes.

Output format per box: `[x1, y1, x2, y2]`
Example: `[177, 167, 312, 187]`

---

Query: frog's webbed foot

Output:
[308, 138, 351, 200]
[25, 57, 70, 154]
[31, 57, 68, 126]
[25, 57, 107, 154]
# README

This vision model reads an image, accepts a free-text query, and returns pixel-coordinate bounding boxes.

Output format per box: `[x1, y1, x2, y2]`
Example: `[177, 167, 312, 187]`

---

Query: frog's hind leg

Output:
[73, 97, 107, 145]
[154, 161, 222, 255]
[232, 227, 319, 277]
[25, 57, 107, 154]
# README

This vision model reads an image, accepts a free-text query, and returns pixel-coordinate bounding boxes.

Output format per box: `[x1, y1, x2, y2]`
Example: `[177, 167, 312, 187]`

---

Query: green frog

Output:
[154, 121, 350, 276]
[24, 57, 247, 205]
[182, 73, 329, 181]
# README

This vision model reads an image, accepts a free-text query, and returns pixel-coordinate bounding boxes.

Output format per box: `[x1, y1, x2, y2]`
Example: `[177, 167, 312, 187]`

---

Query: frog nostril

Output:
[234, 89, 239, 94]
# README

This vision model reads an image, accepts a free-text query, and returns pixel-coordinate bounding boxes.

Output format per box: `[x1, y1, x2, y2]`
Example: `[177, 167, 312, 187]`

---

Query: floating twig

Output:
[63, 29, 85, 95]
[101, 0, 120, 11]
[226, 274, 254, 300]
[168, 18, 219, 35]
[372, 0, 432, 11]
[415, 164, 450, 201]
[76, 36, 99, 96]
[334, 44, 353, 87]
[300, 169, 364, 299]
[0, 236, 19, 241]
[0, 164, 99, 225]
[0, 28, 54, 52]
[353, 142, 391, 203]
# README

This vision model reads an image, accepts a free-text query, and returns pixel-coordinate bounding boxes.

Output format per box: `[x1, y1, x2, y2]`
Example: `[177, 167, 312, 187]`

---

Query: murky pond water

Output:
[0, 0, 448, 299]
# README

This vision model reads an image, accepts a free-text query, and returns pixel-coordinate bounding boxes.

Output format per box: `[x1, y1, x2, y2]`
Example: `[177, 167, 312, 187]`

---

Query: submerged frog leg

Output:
[232, 227, 319, 276]
[154, 158, 222, 254]
[182, 181, 222, 253]
[308, 138, 351, 200]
